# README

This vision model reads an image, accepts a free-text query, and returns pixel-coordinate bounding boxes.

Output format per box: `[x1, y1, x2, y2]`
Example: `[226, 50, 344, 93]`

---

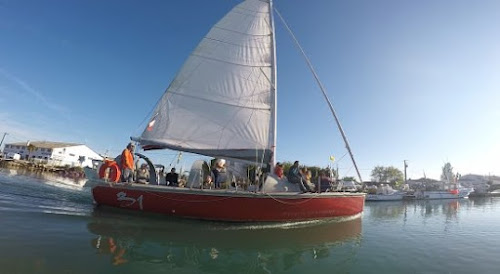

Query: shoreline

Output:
[0, 159, 86, 179]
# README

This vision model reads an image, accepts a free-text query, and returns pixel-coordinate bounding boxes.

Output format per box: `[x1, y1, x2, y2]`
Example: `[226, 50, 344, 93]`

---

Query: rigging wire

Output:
[273, 7, 363, 183]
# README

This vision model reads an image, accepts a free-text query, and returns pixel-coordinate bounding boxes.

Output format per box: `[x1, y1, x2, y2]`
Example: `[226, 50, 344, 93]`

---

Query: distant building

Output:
[2, 141, 103, 167]
[459, 174, 500, 193]
[459, 174, 488, 187]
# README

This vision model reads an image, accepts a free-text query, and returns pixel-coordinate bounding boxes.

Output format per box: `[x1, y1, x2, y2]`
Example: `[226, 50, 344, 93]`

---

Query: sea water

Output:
[1, 168, 499, 273]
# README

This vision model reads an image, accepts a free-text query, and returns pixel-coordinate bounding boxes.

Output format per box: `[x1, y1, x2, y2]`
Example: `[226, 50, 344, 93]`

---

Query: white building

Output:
[3, 141, 103, 167]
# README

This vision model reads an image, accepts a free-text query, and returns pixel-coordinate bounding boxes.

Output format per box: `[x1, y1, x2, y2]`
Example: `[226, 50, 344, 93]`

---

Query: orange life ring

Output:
[99, 160, 122, 183]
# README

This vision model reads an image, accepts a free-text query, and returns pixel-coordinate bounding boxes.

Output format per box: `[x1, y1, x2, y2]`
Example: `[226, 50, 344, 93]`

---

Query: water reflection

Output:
[87, 208, 362, 272]
[368, 199, 463, 219]
[416, 199, 460, 219]
[368, 201, 407, 219]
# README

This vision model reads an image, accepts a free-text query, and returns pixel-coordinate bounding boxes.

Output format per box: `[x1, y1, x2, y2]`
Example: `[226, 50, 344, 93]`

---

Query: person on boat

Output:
[301, 168, 310, 184]
[274, 162, 284, 179]
[307, 170, 316, 191]
[178, 174, 187, 188]
[302, 167, 316, 192]
[319, 171, 335, 192]
[288, 161, 313, 192]
[165, 168, 179, 186]
[135, 163, 150, 184]
[211, 159, 227, 189]
[120, 143, 135, 183]
[202, 174, 213, 189]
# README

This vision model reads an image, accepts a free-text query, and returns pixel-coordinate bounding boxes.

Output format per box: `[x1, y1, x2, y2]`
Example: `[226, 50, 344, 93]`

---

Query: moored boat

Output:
[408, 187, 473, 200]
[366, 192, 406, 201]
[365, 184, 406, 201]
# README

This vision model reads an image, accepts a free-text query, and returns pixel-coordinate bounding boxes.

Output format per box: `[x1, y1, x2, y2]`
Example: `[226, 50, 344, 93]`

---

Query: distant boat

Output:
[366, 192, 406, 201]
[366, 184, 406, 201]
[406, 171, 474, 199]
[408, 164, 474, 200]
[86, 0, 365, 222]
[365, 183, 473, 201]
[409, 187, 473, 200]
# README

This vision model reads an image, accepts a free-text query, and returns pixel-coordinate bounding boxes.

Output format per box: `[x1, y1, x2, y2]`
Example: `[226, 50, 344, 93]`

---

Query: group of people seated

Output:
[118, 142, 335, 193]
[197, 159, 338, 193]
[122, 162, 180, 187]
[274, 160, 337, 193]
[123, 156, 335, 194]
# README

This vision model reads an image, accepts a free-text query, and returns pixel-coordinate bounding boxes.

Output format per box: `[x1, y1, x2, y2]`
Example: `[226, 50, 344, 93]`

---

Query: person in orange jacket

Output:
[121, 143, 135, 182]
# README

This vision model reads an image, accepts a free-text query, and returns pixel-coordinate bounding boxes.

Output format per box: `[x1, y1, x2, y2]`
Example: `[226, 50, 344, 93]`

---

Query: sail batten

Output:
[139, 0, 275, 164]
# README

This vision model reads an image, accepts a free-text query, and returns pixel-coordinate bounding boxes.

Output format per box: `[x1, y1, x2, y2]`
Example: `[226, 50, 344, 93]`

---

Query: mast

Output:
[269, 0, 277, 166]
[404, 160, 408, 183]
[274, 9, 363, 183]
[0, 132, 7, 153]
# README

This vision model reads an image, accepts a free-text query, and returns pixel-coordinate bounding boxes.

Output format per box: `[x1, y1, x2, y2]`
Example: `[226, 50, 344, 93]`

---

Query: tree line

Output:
[370, 162, 458, 185]
[277, 161, 456, 185]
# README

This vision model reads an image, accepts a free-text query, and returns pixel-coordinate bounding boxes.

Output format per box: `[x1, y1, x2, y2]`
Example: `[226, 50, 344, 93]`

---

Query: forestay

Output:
[136, 0, 276, 164]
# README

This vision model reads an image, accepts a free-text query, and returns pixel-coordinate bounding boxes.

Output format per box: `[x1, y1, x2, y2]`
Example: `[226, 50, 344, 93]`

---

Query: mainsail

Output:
[136, 0, 276, 164]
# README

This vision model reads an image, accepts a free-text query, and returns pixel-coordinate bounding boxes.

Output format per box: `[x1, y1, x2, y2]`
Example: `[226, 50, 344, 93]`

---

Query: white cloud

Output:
[0, 67, 70, 117]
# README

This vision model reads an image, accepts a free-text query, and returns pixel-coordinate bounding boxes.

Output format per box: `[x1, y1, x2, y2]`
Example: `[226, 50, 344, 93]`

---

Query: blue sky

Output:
[1, 0, 499, 180]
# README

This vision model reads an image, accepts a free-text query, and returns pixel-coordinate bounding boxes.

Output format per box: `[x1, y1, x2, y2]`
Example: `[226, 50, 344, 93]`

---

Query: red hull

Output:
[92, 184, 365, 222]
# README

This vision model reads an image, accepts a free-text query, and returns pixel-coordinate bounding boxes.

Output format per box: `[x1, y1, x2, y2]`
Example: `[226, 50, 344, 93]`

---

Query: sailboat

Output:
[87, 0, 365, 222]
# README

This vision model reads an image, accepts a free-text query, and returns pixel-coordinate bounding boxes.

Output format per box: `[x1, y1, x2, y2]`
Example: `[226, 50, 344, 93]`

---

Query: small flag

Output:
[147, 114, 158, 131]
[147, 119, 156, 131]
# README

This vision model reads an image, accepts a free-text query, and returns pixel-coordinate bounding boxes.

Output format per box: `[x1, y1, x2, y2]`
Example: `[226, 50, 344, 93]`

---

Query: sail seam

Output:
[168, 127, 267, 149]
[191, 53, 272, 68]
[234, 6, 269, 15]
[170, 87, 270, 106]
[203, 37, 269, 49]
[231, 9, 267, 18]
[213, 26, 271, 37]
[168, 90, 271, 111]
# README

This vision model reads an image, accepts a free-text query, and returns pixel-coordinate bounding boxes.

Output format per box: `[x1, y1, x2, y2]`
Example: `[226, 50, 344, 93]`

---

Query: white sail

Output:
[137, 0, 275, 164]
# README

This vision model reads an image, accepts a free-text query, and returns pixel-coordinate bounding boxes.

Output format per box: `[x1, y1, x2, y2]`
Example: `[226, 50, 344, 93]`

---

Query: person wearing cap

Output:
[121, 143, 135, 183]
[211, 159, 227, 189]
[165, 167, 179, 187]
